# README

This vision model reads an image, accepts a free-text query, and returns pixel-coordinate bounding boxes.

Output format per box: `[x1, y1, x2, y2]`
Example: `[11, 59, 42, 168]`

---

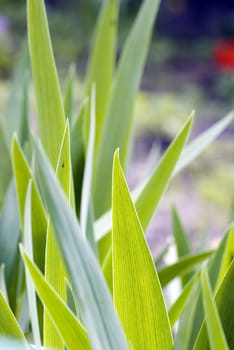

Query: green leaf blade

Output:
[112, 150, 173, 350]
[27, 0, 65, 167]
[201, 268, 228, 350]
[35, 142, 128, 350]
[21, 248, 91, 350]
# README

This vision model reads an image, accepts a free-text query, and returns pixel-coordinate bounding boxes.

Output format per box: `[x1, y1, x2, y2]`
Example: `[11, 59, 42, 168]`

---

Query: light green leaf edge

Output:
[23, 182, 41, 348]
[201, 268, 228, 350]
[81, 86, 96, 237]
[12, 137, 47, 273]
[93, 0, 161, 217]
[64, 64, 76, 122]
[0, 292, 26, 343]
[34, 141, 128, 350]
[27, 0, 65, 167]
[169, 271, 200, 327]
[20, 247, 91, 350]
[112, 150, 173, 350]
[44, 121, 74, 349]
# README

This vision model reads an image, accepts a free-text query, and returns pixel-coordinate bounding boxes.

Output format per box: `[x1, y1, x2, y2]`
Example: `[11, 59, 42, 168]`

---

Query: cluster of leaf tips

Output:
[0, 0, 233, 349]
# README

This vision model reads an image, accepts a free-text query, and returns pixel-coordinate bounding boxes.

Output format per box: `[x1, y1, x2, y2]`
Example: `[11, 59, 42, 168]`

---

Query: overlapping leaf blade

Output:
[0, 293, 26, 342]
[93, 0, 161, 216]
[112, 150, 173, 350]
[200, 268, 228, 350]
[21, 248, 91, 350]
[194, 260, 234, 349]
[35, 142, 128, 350]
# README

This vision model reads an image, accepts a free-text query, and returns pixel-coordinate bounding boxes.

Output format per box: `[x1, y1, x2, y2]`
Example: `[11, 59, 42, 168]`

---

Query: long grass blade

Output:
[93, 0, 161, 217]
[35, 142, 128, 350]
[27, 0, 65, 167]
[112, 150, 173, 349]
[21, 248, 91, 350]
[200, 268, 228, 350]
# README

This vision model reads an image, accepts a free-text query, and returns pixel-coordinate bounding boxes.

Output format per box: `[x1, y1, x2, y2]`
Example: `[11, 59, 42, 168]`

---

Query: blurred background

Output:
[0, 0, 233, 253]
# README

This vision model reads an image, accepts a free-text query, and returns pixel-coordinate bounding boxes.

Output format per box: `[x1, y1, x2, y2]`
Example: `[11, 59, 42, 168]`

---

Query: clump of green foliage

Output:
[0, 0, 233, 349]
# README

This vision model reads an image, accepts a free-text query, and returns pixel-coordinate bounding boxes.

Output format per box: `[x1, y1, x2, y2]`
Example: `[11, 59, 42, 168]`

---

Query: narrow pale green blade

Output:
[0, 292, 26, 342]
[64, 64, 76, 122]
[158, 250, 213, 287]
[0, 265, 8, 303]
[154, 244, 171, 267]
[174, 111, 234, 174]
[194, 260, 234, 349]
[200, 268, 228, 350]
[12, 137, 47, 273]
[112, 150, 173, 349]
[174, 282, 200, 350]
[169, 272, 200, 327]
[44, 122, 74, 349]
[94, 114, 193, 240]
[136, 115, 193, 230]
[81, 86, 95, 237]
[84, 0, 118, 153]
[23, 182, 41, 348]
[0, 181, 20, 311]
[35, 142, 128, 350]
[93, 0, 161, 217]
[21, 248, 91, 350]
[0, 124, 11, 206]
[172, 207, 193, 285]
[27, 0, 65, 167]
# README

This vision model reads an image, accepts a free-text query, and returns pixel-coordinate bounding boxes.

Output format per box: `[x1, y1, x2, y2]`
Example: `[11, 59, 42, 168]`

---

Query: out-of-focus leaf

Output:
[194, 260, 234, 349]
[112, 150, 173, 349]
[35, 142, 128, 350]
[64, 64, 76, 122]
[23, 182, 41, 349]
[169, 272, 200, 327]
[172, 207, 193, 285]
[200, 268, 228, 350]
[94, 114, 193, 240]
[93, 0, 161, 217]
[215, 224, 234, 288]
[0, 181, 20, 311]
[2, 43, 30, 147]
[12, 137, 47, 273]
[154, 243, 171, 267]
[71, 99, 87, 214]
[158, 250, 213, 287]
[0, 293, 26, 342]
[27, 0, 65, 167]
[84, 0, 118, 153]
[179, 228, 231, 349]
[21, 248, 91, 350]
[44, 122, 74, 349]
[0, 338, 28, 350]
[174, 111, 234, 174]
[174, 282, 200, 350]
[0, 125, 11, 205]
